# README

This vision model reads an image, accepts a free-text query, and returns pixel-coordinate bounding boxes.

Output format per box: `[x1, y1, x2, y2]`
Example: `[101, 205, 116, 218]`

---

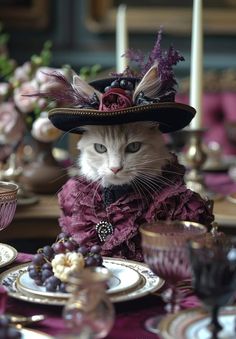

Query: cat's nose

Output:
[110, 166, 123, 174]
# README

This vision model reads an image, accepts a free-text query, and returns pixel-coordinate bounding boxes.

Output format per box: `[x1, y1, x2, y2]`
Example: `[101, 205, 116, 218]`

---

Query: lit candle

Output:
[189, 0, 203, 129]
[116, 4, 128, 73]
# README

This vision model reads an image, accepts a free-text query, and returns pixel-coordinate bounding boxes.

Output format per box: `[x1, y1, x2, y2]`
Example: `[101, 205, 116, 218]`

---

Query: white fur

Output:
[77, 122, 171, 187]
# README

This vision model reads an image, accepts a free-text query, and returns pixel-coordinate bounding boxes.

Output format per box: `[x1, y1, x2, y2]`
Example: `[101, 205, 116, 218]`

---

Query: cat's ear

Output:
[133, 62, 161, 103]
[73, 75, 102, 101]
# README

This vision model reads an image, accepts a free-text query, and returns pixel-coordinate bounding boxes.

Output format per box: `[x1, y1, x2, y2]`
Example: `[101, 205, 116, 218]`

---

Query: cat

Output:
[58, 122, 214, 261]
[78, 121, 171, 189]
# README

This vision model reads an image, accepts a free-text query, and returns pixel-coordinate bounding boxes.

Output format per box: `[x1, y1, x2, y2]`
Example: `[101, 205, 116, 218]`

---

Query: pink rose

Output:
[31, 112, 61, 142]
[13, 80, 39, 113]
[0, 102, 25, 143]
[12, 61, 32, 83]
[99, 88, 132, 111]
[0, 83, 10, 103]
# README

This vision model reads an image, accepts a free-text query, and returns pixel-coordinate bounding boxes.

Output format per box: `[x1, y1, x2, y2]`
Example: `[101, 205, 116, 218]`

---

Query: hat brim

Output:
[48, 102, 195, 134]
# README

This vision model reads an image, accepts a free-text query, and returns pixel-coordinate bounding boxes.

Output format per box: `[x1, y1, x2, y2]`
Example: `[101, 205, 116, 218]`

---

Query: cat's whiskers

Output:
[131, 179, 151, 210]
[140, 171, 176, 188]
[128, 166, 175, 188]
[135, 174, 162, 194]
[90, 179, 103, 217]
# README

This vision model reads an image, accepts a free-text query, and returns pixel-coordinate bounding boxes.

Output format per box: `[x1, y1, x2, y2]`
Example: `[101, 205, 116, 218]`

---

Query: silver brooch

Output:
[95, 220, 114, 242]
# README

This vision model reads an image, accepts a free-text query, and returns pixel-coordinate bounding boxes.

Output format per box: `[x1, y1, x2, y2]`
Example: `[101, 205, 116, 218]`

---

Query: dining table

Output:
[1, 170, 236, 338]
[0, 252, 200, 339]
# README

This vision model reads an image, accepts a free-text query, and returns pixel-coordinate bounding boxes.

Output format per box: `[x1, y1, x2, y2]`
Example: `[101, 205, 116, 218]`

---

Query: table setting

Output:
[0, 177, 234, 339]
[1, 1, 236, 338]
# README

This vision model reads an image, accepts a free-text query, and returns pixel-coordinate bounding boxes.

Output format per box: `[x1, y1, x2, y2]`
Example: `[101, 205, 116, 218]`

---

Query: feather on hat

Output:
[34, 31, 195, 133]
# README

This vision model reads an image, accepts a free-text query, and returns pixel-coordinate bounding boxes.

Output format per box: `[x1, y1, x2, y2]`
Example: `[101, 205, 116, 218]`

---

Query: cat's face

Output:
[78, 122, 171, 187]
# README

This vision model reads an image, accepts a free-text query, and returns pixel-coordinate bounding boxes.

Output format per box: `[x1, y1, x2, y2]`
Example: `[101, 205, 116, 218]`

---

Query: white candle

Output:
[189, 0, 203, 129]
[116, 4, 128, 73]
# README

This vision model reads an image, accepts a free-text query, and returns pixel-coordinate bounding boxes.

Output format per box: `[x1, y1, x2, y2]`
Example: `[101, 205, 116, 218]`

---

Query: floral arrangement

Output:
[0, 25, 74, 150]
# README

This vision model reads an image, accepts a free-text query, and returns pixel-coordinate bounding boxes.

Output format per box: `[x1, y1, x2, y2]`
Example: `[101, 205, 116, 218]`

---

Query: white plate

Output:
[17, 260, 142, 298]
[159, 306, 236, 339]
[21, 328, 53, 339]
[0, 243, 18, 268]
[0, 257, 164, 305]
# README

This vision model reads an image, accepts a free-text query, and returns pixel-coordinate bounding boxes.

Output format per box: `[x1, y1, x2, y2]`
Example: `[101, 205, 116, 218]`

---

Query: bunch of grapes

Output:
[104, 79, 134, 94]
[28, 232, 103, 292]
[0, 316, 21, 338]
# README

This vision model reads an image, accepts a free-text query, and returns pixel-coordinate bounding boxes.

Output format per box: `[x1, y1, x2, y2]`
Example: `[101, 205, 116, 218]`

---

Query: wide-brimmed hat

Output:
[48, 76, 195, 134]
[44, 32, 196, 133]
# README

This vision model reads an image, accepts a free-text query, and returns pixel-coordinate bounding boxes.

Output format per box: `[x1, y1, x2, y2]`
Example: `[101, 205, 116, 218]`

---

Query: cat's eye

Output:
[94, 143, 107, 153]
[125, 142, 141, 153]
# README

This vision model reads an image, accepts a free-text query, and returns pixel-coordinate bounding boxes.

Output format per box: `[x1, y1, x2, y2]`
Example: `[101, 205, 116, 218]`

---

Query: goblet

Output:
[188, 236, 236, 339]
[140, 220, 207, 334]
[0, 181, 18, 231]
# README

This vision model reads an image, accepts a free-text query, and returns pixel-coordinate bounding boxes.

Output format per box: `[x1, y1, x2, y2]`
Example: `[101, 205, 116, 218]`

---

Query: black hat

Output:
[46, 32, 195, 133]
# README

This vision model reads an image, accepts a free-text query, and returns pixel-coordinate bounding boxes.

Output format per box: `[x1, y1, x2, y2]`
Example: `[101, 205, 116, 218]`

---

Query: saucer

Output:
[0, 243, 18, 268]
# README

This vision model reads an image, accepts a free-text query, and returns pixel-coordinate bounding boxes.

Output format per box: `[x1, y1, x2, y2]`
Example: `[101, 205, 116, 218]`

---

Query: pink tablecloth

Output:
[2, 253, 200, 339]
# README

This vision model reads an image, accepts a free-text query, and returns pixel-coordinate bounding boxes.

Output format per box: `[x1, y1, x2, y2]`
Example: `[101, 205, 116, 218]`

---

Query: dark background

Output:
[1, 0, 236, 80]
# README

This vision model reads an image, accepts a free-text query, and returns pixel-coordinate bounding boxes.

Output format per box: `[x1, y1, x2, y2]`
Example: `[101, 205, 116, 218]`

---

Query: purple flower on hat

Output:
[99, 88, 132, 111]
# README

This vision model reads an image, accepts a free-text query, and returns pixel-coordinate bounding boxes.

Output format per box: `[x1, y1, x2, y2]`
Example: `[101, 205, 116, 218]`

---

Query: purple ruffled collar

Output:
[58, 155, 214, 261]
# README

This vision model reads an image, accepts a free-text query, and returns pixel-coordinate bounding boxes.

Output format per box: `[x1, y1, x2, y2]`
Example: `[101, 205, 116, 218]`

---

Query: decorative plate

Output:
[0, 243, 18, 268]
[16, 259, 142, 298]
[0, 257, 164, 305]
[159, 306, 236, 339]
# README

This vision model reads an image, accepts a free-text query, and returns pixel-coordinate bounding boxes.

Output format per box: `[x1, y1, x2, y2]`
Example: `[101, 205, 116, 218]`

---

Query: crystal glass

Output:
[140, 220, 207, 334]
[188, 236, 236, 339]
[63, 266, 115, 339]
[0, 181, 18, 231]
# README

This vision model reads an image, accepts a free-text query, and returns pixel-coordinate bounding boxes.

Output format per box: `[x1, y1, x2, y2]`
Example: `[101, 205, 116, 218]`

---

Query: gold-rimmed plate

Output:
[0, 257, 164, 305]
[159, 306, 236, 339]
[0, 243, 18, 268]
[16, 259, 142, 298]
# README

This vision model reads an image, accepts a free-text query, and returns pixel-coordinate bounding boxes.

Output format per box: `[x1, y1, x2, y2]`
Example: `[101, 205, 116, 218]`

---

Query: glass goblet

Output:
[188, 236, 236, 339]
[140, 220, 207, 334]
[0, 181, 18, 231]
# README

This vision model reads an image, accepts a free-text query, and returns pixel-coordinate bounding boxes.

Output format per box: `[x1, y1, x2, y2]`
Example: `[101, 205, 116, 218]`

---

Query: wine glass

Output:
[0, 181, 18, 231]
[188, 236, 236, 339]
[140, 220, 207, 334]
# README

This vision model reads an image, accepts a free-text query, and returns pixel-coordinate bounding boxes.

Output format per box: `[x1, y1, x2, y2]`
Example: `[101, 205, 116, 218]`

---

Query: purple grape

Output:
[64, 240, 76, 251]
[42, 262, 52, 270]
[57, 232, 70, 240]
[93, 253, 103, 266]
[90, 245, 102, 254]
[59, 283, 67, 293]
[42, 269, 53, 282]
[77, 245, 88, 256]
[45, 276, 60, 292]
[28, 268, 40, 279]
[52, 242, 66, 254]
[32, 253, 44, 266]
[27, 264, 36, 272]
[85, 256, 97, 267]
[110, 80, 120, 88]
[43, 245, 54, 259]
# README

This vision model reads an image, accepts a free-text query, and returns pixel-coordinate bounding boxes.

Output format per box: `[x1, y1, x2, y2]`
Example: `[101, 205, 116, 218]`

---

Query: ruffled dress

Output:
[58, 156, 214, 261]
